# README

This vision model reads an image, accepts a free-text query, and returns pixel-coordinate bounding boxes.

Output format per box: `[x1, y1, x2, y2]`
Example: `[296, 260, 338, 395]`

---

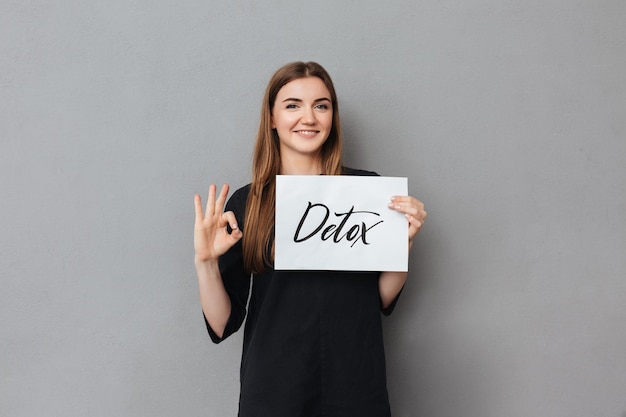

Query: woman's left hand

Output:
[388, 195, 427, 249]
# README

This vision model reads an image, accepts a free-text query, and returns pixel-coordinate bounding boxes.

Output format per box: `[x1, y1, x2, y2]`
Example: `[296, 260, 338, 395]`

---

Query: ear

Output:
[271, 116, 276, 129]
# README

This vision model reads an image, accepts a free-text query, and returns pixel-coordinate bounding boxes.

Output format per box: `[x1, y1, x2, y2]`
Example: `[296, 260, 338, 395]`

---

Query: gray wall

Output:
[2, 1, 625, 416]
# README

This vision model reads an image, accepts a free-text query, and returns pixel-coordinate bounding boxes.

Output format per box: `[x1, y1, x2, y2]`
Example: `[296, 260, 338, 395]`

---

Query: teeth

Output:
[298, 130, 317, 135]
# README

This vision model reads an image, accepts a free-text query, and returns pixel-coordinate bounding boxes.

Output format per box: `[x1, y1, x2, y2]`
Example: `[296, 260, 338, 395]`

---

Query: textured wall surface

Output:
[2, 1, 625, 416]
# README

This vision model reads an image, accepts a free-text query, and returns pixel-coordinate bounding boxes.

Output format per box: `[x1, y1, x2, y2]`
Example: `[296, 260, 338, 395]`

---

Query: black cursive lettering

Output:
[292, 202, 384, 247]
[293, 202, 330, 242]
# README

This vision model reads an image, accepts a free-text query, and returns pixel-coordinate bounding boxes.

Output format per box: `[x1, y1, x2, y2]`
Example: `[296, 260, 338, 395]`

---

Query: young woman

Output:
[194, 61, 426, 417]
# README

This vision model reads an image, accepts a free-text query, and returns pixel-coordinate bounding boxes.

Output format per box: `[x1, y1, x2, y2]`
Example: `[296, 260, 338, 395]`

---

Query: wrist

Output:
[195, 255, 220, 270]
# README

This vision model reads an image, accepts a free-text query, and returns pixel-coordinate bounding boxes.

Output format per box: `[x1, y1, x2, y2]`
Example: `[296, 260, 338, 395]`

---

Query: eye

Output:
[315, 103, 330, 110]
[286, 103, 298, 109]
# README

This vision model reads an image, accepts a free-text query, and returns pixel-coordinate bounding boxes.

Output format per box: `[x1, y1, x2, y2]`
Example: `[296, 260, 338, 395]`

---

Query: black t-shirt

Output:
[205, 168, 401, 417]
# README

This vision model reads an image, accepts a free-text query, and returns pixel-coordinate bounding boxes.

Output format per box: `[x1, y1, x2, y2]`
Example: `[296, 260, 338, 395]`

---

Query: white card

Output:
[275, 175, 408, 271]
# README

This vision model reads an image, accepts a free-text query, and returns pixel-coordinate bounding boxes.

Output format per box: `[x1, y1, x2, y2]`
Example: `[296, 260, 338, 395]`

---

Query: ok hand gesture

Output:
[194, 184, 243, 262]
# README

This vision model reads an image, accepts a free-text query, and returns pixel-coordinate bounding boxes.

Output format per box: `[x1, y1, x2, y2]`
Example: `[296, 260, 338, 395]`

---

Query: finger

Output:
[194, 194, 204, 223]
[388, 201, 421, 217]
[391, 195, 424, 208]
[390, 195, 411, 203]
[222, 212, 243, 242]
[215, 184, 230, 215]
[408, 215, 423, 231]
[221, 211, 240, 233]
[406, 214, 423, 239]
[206, 184, 217, 217]
[389, 197, 425, 217]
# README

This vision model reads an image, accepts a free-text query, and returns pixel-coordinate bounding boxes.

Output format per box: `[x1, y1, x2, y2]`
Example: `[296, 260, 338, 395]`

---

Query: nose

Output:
[302, 106, 316, 125]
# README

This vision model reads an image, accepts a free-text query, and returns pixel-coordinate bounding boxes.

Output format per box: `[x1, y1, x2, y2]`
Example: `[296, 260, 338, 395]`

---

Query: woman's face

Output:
[271, 77, 333, 164]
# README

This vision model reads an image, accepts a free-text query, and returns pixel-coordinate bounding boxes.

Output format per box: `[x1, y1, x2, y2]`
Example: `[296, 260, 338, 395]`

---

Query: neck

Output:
[280, 155, 322, 175]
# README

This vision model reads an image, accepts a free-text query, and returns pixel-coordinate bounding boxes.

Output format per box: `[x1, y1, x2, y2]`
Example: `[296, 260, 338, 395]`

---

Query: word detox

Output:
[293, 202, 384, 247]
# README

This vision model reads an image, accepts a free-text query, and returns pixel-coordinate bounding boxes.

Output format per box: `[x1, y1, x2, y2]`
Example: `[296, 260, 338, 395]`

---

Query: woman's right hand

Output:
[194, 184, 243, 262]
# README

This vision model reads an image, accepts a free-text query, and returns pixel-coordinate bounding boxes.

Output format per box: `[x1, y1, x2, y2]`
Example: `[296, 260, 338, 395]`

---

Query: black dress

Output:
[205, 168, 401, 417]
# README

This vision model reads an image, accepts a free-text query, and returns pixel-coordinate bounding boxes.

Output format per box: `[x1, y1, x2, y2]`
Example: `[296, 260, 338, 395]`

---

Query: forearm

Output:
[378, 193, 426, 309]
[195, 255, 231, 338]
[378, 271, 407, 309]
[378, 242, 410, 309]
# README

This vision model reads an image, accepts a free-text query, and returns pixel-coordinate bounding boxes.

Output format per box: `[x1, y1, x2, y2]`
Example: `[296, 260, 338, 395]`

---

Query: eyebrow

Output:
[281, 97, 331, 103]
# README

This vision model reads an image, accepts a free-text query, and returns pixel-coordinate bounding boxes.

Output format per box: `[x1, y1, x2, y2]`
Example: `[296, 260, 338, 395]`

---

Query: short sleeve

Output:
[380, 287, 403, 316]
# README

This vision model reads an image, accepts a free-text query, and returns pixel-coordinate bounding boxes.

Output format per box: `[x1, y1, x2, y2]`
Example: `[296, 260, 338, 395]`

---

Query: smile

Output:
[295, 130, 319, 136]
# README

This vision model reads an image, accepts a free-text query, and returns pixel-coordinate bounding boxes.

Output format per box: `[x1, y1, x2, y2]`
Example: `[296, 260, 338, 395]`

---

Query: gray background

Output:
[2, 1, 625, 416]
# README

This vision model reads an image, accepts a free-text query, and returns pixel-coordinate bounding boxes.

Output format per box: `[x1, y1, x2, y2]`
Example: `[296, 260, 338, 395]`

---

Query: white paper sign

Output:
[275, 175, 408, 271]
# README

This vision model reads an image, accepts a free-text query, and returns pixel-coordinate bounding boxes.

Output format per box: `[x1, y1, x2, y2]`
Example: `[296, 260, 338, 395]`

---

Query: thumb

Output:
[230, 227, 243, 242]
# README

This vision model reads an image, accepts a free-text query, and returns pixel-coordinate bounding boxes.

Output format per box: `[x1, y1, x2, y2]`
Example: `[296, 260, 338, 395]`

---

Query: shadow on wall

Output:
[382, 184, 511, 416]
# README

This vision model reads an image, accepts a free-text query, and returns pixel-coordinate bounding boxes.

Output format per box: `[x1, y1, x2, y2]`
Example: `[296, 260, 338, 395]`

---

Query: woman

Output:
[194, 61, 426, 416]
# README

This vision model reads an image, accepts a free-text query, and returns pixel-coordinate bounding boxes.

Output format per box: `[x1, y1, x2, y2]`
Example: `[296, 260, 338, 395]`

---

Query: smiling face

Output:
[271, 76, 333, 172]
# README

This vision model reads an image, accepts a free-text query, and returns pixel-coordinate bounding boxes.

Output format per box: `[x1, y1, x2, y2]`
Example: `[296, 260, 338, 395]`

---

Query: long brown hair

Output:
[243, 61, 344, 274]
